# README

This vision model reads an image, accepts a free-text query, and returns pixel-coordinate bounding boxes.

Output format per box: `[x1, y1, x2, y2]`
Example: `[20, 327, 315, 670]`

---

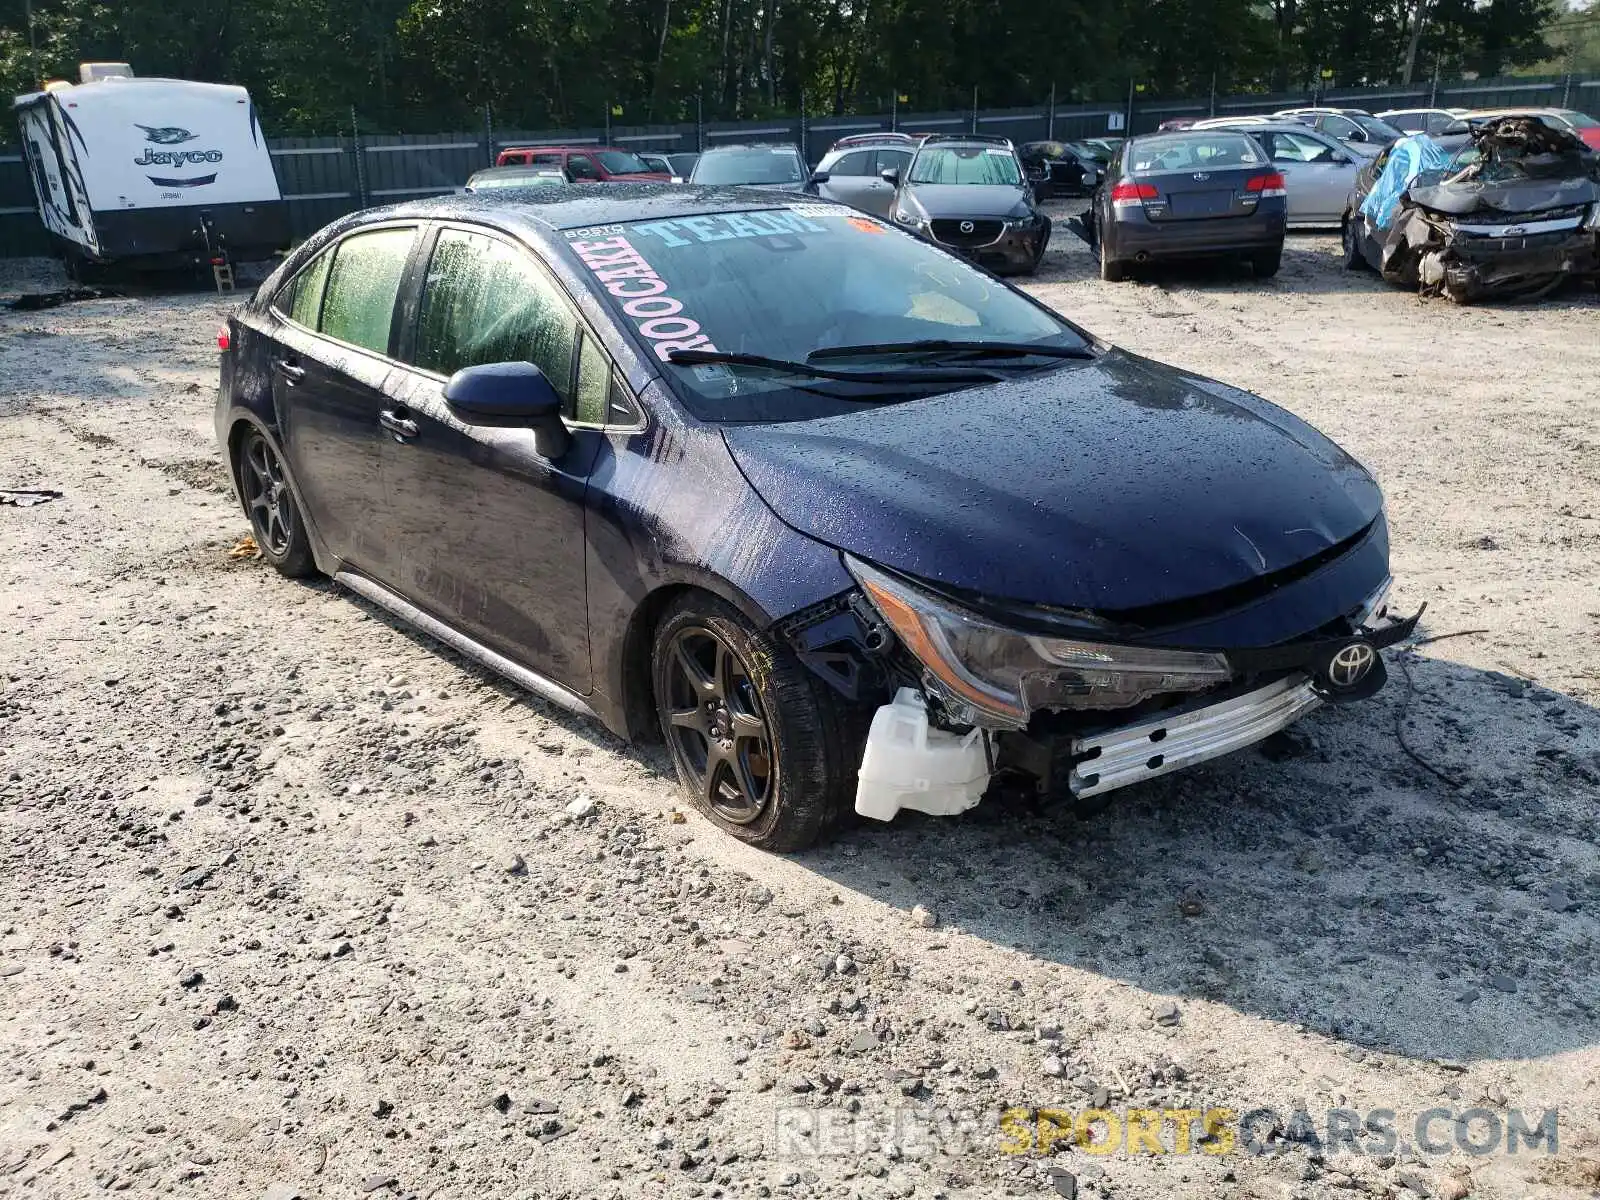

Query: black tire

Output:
[235, 428, 316, 578]
[651, 593, 860, 852]
[1342, 215, 1370, 271]
[1252, 248, 1282, 278]
[1099, 235, 1127, 282]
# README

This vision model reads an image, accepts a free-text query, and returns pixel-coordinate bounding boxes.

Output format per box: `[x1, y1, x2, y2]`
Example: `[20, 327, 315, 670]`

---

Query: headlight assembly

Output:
[847, 556, 1233, 728]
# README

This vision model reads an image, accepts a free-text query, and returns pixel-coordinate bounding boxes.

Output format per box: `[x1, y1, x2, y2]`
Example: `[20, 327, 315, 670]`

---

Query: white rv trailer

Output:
[12, 64, 287, 272]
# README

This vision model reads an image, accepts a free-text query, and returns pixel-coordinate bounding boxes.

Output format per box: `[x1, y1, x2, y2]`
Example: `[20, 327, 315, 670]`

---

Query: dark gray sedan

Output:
[1072, 131, 1288, 281]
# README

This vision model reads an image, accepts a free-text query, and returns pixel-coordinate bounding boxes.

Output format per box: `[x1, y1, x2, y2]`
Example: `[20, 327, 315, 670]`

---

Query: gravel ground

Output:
[2, 229, 1599, 1200]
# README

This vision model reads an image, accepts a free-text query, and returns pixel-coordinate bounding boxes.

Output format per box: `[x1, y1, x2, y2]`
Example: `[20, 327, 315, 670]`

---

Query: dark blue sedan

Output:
[216, 185, 1415, 851]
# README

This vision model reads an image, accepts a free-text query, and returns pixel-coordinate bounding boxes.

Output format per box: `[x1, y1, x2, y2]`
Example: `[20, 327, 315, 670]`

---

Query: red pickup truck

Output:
[493, 145, 671, 182]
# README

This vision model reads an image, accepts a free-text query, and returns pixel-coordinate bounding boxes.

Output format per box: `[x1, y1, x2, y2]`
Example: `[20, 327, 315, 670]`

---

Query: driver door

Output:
[381, 224, 603, 692]
[1265, 130, 1351, 223]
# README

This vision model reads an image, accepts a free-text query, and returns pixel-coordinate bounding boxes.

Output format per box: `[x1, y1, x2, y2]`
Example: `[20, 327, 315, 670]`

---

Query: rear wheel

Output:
[1252, 248, 1282, 278]
[651, 594, 858, 852]
[1099, 235, 1127, 282]
[236, 428, 316, 578]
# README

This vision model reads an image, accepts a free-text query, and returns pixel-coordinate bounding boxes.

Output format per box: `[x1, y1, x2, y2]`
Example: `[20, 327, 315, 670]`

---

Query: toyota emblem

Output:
[959, 220, 975, 233]
[1327, 642, 1377, 688]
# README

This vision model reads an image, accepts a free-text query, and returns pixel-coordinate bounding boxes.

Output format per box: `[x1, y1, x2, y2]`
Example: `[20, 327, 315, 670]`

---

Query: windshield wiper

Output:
[807, 339, 1096, 362]
[666, 349, 1002, 384]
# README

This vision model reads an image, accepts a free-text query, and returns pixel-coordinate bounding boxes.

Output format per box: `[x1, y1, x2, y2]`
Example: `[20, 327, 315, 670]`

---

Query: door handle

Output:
[273, 358, 305, 384]
[379, 409, 419, 441]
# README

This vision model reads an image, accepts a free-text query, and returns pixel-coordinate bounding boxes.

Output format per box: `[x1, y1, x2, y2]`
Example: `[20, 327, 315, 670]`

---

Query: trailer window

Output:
[319, 227, 415, 356]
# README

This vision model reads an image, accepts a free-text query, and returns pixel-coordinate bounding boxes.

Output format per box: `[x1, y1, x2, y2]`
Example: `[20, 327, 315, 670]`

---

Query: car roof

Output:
[699, 142, 802, 153]
[1203, 121, 1333, 135]
[1465, 106, 1564, 117]
[386, 182, 832, 233]
[470, 165, 563, 178]
[501, 144, 605, 153]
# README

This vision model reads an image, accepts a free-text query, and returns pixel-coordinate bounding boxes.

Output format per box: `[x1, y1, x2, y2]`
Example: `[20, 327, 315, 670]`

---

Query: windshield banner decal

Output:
[569, 235, 718, 361]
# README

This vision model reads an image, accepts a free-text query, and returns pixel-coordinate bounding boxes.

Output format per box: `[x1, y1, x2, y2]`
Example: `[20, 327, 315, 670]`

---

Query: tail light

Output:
[1245, 171, 1288, 198]
[217, 325, 231, 352]
[1110, 182, 1159, 207]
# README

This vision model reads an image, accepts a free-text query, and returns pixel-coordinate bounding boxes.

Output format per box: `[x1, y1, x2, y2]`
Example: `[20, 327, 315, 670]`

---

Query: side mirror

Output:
[1347, 129, 1368, 143]
[444, 362, 570, 459]
[879, 168, 900, 185]
[808, 169, 831, 185]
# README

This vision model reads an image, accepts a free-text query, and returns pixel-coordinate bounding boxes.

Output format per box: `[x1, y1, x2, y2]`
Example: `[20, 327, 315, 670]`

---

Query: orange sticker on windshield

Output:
[847, 216, 886, 234]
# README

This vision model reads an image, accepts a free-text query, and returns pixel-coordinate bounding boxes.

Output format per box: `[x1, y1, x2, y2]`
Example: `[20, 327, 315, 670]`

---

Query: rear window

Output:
[559, 205, 1086, 423]
[1386, 112, 1427, 133]
[1127, 134, 1263, 172]
[691, 148, 805, 185]
[908, 146, 1022, 186]
[596, 150, 652, 174]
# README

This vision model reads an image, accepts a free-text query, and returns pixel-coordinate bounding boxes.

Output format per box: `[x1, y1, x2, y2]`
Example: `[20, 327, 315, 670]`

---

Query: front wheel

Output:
[1342, 216, 1370, 271]
[651, 594, 859, 852]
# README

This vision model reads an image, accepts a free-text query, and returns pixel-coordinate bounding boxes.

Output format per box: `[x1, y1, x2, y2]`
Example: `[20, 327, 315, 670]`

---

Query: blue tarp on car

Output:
[1359, 135, 1452, 230]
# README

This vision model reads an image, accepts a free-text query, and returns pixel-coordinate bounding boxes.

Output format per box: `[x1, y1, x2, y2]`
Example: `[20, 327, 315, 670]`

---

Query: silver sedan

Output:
[1196, 121, 1362, 225]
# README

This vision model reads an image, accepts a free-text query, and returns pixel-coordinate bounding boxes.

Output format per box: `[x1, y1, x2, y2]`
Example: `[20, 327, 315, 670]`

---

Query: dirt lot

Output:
[2, 232, 1599, 1200]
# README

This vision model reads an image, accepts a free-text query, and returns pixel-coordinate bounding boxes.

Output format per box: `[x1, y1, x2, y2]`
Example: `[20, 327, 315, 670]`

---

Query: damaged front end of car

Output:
[778, 536, 1421, 823]
[1366, 117, 1600, 302]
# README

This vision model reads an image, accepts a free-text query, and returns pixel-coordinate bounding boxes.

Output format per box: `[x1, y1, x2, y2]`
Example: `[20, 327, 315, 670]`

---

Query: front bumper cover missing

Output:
[1069, 604, 1422, 798]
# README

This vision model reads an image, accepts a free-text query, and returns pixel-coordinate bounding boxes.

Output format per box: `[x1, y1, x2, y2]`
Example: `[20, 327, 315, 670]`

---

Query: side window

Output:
[529, 152, 563, 169]
[568, 155, 599, 180]
[575, 334, 610, 424]
[874, 149, 912, 175]
[1322, 115, 1358, 140]
[318, 227, 414, 355]
[278, 250, 332, 327]
[413, 229, 577, 393]
[831, 150, 873, 177]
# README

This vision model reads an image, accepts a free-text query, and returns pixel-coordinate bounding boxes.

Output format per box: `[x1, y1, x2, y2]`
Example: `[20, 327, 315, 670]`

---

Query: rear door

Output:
[380, 224, 604, 691]
[1127, 134, 1273, 222]
[816, 150, 878, 211]
[272, 225, 417, 578]
[567, 153, 601, 183]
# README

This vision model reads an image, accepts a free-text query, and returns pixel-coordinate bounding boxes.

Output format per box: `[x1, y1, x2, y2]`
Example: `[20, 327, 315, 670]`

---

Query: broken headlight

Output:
[847, 556, 1233, 728]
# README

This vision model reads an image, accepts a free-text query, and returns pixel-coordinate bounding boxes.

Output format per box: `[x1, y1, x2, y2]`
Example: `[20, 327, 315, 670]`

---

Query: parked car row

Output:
[470, 131, 1056, 275]
[1067, 105, 1600, 295]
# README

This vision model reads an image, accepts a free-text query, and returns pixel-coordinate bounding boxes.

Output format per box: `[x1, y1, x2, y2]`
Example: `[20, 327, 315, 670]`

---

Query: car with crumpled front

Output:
[1342, 117, 1600, 301]
[887, 135, 1051, 274]
[214, 183, 1415, 854]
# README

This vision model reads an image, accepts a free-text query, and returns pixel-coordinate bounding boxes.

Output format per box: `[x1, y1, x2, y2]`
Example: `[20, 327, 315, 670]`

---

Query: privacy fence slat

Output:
[3, 73, 1597, 259]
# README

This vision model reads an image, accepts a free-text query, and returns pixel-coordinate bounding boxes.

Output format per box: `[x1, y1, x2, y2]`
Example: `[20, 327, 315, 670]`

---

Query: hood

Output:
[903, 183, 1028, 218]
[721, 351, 1383, 615]
[1408, 176, 1598, 217]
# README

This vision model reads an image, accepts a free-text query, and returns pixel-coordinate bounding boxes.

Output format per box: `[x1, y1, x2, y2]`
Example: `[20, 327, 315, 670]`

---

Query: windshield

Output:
[560, 205, 1088, 422]
[908, 146, 1022, 186]
[596, 150, 652, 174]
[1067, 141, 1110, 163]
[690, 148, 805, 185]
[1559, 110, 1600, 129]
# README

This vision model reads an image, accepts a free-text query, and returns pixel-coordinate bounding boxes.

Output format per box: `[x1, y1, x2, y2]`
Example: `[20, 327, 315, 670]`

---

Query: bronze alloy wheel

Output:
[661, 625, 774, 824]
